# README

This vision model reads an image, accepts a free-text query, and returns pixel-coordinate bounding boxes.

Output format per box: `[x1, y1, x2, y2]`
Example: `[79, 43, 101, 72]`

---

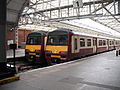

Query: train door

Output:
[106, 39, 109, 50]
[107, 39, 109, 50]
[44, 36, 47, 49]
[72, 35, 79, 53]
[93, 38, 97, 53]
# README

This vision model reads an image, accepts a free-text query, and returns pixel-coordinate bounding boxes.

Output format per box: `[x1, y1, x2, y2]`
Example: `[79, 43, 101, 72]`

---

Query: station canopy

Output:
[7, 0, 29, 27]
[18, 0, 120, 39]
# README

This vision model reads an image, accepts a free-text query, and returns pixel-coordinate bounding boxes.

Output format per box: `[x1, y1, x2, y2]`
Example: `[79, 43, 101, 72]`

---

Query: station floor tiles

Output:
[1, 50, 120, 90]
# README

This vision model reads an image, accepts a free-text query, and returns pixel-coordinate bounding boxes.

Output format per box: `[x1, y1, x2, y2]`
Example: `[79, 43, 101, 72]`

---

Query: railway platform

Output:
[1, 50, 120, 90]
[0, 49, 24, 84]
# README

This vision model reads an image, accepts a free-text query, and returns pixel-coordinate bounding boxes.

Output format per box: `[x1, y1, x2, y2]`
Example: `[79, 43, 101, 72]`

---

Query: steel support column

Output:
[118, 0, 120, 14]
[0, 0, 7, 71]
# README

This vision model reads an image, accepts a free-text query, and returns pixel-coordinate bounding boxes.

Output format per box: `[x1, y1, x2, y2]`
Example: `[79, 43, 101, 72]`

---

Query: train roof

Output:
[55, 28, 72, 32]
[48, 28, 72, 35]
[29, 30, 48, 35]
[49, 28, 120, 40]
[73, 31, 112, 39]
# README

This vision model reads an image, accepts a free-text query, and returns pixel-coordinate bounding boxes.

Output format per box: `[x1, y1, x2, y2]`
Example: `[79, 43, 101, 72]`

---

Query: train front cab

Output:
[45, 29, 98, 64]
[45, 29, 72, 64]
[25, 31, 47, 64]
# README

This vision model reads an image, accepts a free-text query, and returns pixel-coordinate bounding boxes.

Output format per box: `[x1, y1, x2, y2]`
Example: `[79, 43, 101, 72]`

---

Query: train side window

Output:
[87, 39, 91, 46]
[110, 41, 112, 45]
[103, 40, 106, 45]
[116, 41, 118, 45]
[74, 38, 77, 50]
[80, 38, 85, 47]
[99, 40, 102, 46]
[27, 36, 41, 45]
[93, 39, 96, 46]
[112, 41, 114, 45]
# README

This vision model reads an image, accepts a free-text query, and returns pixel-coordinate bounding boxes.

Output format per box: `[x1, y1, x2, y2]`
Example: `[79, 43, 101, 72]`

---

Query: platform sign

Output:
[73, 0, 83, 8]
[0, 0, 6, 63]
[7, 40, 13, 45]
[9, 44, 17, 49]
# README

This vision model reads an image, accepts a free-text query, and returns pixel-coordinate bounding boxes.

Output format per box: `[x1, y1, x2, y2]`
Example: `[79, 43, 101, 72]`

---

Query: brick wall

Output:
[6, 29, 15, 49]
[6, 28, 34, 49]
[18, 29, 33, 48]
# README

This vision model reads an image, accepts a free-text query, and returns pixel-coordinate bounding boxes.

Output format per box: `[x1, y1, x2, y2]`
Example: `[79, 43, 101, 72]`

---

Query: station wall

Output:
[6, 29, 34, 49]
[18, 29, 33, 48]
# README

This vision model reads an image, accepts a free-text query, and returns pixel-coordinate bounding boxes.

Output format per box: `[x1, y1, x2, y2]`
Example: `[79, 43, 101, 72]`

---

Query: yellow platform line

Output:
[0, 76, 20, 85]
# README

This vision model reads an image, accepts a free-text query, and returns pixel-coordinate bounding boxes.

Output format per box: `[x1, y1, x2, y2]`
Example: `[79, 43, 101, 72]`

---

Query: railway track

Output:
[7, 57, 43, 73]
[6, 49, 114, 73]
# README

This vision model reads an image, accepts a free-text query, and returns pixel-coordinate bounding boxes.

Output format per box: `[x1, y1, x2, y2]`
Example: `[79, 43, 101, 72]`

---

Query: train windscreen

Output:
[26, 35, 41, 45]
[47, 35, 68, 45]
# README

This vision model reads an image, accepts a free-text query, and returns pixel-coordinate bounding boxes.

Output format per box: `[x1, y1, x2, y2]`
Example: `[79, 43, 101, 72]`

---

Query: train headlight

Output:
[60, 51, 67, 55]
[60, 51, 67, 59]
[35, 50, 41, 55]
[25, 49, 30, 55]
[25, 49, 30, 52]
[45, 50, 52, 54]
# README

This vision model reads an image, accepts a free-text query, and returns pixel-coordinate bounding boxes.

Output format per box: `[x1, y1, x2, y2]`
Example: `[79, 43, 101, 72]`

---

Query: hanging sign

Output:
[73, 0, 83, 8]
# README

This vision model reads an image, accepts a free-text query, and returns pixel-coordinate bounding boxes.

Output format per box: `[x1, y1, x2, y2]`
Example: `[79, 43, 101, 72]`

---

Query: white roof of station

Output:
[7, 0, 29, 27]
[7, 0, 120, 39]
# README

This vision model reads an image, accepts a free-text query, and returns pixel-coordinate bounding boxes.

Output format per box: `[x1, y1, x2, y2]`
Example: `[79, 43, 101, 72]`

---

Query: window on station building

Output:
[87, 39, 91, 46]
[103, 40, 106, 45]
[80, 38, 85, 47]
[99, 40, 102, 46]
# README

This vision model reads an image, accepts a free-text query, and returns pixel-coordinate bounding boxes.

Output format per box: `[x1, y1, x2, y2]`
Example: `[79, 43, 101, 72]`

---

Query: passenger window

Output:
[116, 41, 118, 45]
[93, 39, 96, 46]
[110, 41, 112, 45]
[80, 38, 85, 47]
[74, 38, 77, 50]
[99, 40, 102, 46]
[103, 40, 106, 45]
[112, 41, 114, 45]
[87, 39, 91, 46]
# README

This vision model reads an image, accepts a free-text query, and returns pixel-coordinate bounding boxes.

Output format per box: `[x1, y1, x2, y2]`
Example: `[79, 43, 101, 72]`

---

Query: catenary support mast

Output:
[0, 0, 7, 71]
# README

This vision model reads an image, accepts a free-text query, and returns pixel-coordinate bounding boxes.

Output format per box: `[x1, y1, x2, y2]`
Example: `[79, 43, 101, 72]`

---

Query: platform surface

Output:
[1, 50, 120, 90]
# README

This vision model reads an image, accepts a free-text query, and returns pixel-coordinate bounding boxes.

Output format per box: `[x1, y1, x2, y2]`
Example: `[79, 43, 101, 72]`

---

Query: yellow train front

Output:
[25, 31, 47, 64]
[45, 29, 72, 64]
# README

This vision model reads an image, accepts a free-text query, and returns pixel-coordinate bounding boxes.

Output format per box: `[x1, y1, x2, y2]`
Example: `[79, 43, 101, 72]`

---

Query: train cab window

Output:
[103, 40, 106, 45]
[87, 39, 91, 46]
[26, 36, 41, 45]
[80, 38, 85, 47]
[74, 38, 77, 50]
[99, 40, 102, 46]
[47, 35, 68, 45]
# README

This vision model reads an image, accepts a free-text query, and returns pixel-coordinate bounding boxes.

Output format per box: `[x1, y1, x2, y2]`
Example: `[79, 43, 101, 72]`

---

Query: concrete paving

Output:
[1, 50, 120, 90]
